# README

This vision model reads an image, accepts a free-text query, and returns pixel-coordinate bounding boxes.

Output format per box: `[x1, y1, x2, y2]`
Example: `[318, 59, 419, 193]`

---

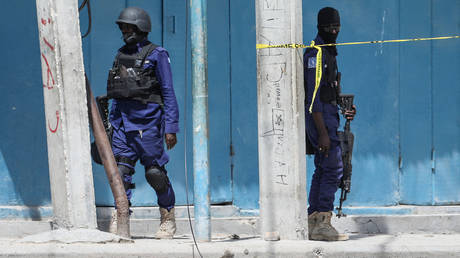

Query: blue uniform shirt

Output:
[304, 35, 340, 142]
[109, 40, 179, 134]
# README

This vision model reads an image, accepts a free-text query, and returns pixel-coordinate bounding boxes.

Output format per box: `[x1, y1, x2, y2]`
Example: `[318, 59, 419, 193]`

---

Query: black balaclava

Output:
[122, 26, 147, 46]
[317, 7, 340, 44]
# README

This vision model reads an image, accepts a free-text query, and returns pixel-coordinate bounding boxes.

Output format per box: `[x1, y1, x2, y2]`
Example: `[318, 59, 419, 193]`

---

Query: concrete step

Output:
[97, 205, 460, 236]
[1, 205, 460, 238]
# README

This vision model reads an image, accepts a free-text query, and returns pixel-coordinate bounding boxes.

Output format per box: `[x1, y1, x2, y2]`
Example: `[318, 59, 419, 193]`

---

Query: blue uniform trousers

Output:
[307, 137, 343, 215]
[112, 124, 175, 210]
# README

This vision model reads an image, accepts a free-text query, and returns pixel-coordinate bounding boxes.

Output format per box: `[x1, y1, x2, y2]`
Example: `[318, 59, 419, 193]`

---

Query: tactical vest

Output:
[107, 42, 163, 105]
[319, 47, 339, 105]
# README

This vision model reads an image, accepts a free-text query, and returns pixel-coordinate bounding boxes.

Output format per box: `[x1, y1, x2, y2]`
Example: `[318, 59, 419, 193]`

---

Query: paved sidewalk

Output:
[2, 233, 460, 258]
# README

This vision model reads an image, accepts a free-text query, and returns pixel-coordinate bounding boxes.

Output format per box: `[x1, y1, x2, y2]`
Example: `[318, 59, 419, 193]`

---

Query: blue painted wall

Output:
[305, 0, 402, 207]
[0, 1, 51, 220]
[82, 0, 234, 207]
[229, 0, 259, 210]
[0, 0, 458, 218]
[303, 0, 459, 208]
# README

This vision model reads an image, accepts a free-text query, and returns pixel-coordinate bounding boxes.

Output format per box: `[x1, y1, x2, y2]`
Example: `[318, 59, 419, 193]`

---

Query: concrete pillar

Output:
[255, 0, 307, 240]
[36, 0, 96, 229]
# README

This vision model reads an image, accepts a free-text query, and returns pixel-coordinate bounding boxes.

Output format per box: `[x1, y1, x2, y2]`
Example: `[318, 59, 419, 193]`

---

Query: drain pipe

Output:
[85, 77, 130, 238]
[190, 0, 211, 241]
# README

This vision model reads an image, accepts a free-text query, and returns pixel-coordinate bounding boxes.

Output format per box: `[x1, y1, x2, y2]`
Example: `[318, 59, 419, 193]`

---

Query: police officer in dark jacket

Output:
[304, 7, 356, 241]
[107, 7, 179, 239]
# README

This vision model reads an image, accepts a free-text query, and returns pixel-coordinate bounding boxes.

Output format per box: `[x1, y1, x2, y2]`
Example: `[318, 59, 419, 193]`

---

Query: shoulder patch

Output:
[307, 57, 316, 69]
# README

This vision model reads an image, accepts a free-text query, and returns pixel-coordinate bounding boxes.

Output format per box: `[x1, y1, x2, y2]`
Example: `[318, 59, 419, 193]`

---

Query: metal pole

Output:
[255, 0, 307, 240]
[85, 77, 130, 238]
[190, 0, 211, 241]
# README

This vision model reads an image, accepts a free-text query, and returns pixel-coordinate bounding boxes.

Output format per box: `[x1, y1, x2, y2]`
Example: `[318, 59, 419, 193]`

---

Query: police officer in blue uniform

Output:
[304, 7, 355, 241]
[107, 6, 179, 239]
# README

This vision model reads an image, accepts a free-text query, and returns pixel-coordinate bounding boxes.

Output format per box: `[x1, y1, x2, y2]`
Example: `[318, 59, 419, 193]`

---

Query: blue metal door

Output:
[399, 0, 460, 205]
[0, 0, 458, 217]
[162, 0, 233, 205]
[302, 0, 460, 208]
[303, 0, 402, 207]
[84, 0, 233, 206]
[431, 0, 460, 204]
[399, 0, 433, 204]
[83, 0, 166, 206]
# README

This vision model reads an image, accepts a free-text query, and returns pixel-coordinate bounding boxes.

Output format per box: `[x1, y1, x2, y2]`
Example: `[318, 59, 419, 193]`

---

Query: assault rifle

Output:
[90, 95, 112, 165]
[336, 94, 354, 218]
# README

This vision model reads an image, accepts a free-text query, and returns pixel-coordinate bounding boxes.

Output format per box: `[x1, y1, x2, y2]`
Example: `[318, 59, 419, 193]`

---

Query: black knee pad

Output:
[145, 165, 169, 194]
[118, 164, 135, 190]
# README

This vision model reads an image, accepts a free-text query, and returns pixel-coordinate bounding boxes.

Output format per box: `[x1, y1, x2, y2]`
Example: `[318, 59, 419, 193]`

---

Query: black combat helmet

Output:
[116, 7, 151, 33]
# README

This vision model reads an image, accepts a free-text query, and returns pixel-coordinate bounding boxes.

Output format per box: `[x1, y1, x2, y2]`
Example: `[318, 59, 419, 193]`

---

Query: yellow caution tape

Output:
[256, 35, 460, 114]
[309, 41, 322, 114]
[256, 35, 460, 49]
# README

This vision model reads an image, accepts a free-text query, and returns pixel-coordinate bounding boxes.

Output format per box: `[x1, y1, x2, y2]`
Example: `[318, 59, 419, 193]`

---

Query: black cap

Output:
[317, 7, 340, 26]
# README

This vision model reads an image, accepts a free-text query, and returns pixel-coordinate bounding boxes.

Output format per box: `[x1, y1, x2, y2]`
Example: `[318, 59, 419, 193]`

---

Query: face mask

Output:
[123, 31, 144, 45]
[318, 29, 339, 44]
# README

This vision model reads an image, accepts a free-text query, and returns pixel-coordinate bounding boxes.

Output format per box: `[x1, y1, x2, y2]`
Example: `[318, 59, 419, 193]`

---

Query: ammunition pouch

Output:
[107, 72, 163, 105]
[106, 42, 163, 105]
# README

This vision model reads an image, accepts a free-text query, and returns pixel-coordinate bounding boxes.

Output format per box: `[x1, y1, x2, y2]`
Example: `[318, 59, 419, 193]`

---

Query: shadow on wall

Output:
[0, 2, 52, 220]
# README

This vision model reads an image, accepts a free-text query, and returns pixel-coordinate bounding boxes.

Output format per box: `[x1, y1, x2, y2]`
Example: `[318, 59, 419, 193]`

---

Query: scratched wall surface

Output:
[256, 0, 308, 239]
[0, 0, 459, 218]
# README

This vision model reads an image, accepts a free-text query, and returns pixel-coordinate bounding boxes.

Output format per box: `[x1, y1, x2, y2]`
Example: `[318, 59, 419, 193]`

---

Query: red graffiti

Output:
[43, 38, 54, 51]
[41, 53, 55, 89]
[48, 111, 60, 133]
[41, 17, 52, 26]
